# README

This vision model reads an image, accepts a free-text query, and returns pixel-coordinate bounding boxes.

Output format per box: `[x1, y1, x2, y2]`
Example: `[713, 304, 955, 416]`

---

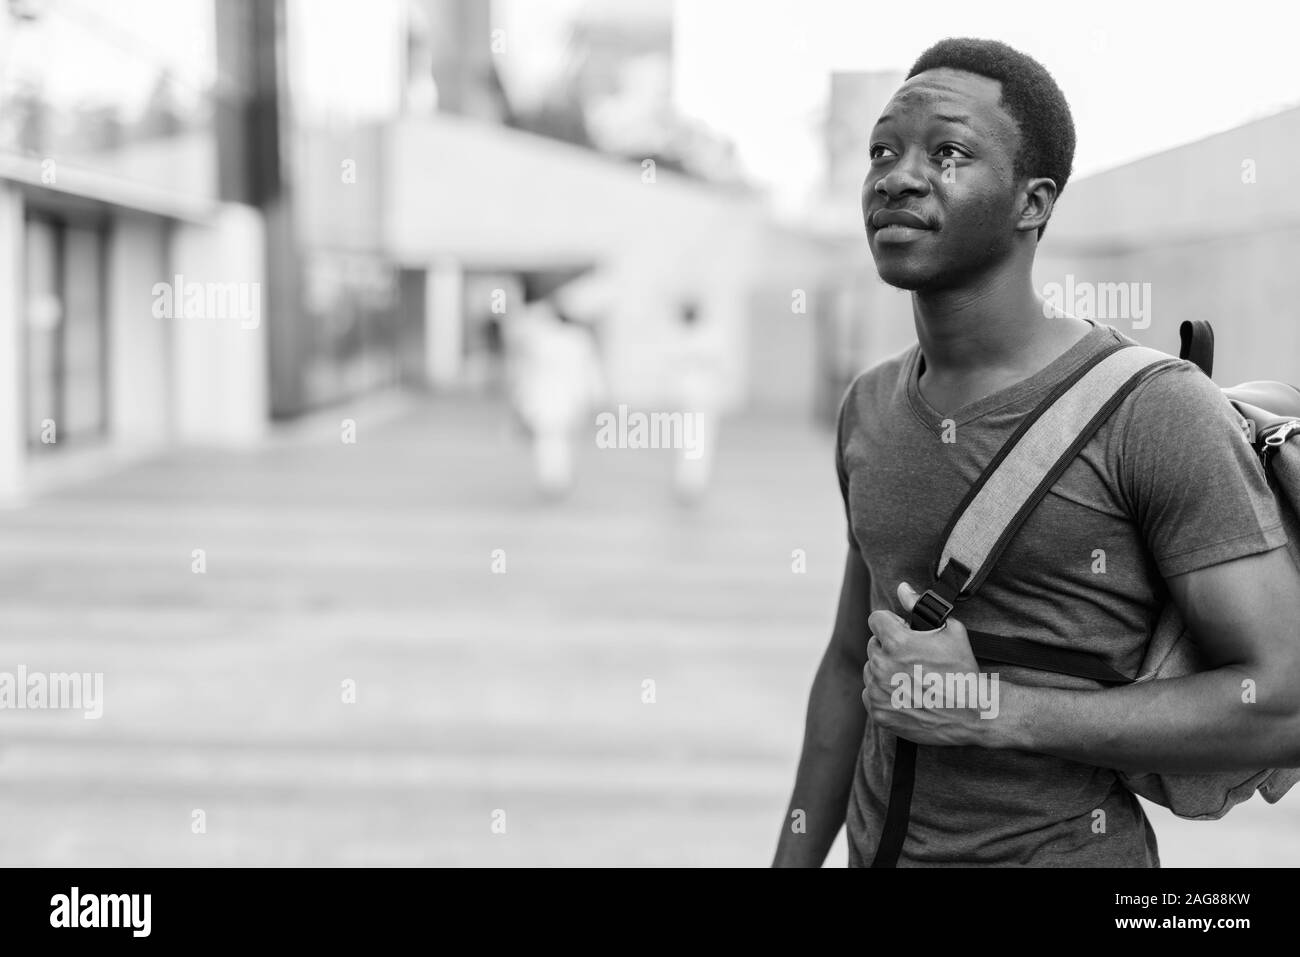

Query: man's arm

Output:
[863, 545, 1300, 772]
[772, 544, 871, 867]
[996, 543, 1300, 771]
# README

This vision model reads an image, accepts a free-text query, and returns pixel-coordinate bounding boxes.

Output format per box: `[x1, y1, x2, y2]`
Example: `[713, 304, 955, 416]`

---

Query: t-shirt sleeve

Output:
[1118, 361, 1289, 579]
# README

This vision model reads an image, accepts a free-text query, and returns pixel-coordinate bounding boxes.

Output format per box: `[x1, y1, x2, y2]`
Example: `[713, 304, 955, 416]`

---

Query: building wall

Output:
[1040, 107, 1300, 387]
[1044, 109, 1300, 246]
[1036, 228, 1300, 388]
[747, 231, 863, 417]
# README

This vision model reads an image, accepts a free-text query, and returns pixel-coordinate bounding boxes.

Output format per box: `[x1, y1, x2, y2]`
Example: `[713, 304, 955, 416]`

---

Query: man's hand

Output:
[862, 547, 1300, 774]
[862, 581, 992, 747]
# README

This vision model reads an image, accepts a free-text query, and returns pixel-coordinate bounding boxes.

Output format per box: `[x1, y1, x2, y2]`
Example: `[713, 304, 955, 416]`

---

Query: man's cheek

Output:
[936, 182, 1003, 230]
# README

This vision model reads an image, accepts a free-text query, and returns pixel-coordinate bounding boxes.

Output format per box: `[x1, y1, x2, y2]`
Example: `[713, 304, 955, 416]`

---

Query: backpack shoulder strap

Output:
[916, 342, 1183, 619]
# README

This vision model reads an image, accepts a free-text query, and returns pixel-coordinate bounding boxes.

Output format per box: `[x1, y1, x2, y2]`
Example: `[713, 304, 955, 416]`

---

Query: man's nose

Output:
[872, 150, 932, 200]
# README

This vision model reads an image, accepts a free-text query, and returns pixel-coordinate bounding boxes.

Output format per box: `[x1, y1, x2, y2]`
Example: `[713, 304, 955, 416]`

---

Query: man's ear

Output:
[1016, 177, 1059, 234]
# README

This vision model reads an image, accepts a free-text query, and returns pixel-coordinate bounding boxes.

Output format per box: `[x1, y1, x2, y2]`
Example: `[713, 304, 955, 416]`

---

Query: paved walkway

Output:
[0, 394, 1294, 866]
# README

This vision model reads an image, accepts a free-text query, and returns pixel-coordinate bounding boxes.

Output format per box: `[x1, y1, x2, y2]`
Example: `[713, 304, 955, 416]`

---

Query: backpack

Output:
[870, 320, 1300, 868]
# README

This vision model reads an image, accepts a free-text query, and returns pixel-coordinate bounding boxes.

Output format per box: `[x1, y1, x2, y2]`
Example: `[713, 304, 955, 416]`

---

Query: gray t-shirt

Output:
[836, 318, 1289, 867]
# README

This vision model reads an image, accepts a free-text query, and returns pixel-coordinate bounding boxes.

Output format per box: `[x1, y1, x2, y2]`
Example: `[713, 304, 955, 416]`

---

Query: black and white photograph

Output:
[0, 0, 1299, 925]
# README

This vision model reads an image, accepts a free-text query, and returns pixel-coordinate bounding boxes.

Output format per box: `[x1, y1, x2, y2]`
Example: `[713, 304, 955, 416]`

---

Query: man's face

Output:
[863, 67, 1023, 291]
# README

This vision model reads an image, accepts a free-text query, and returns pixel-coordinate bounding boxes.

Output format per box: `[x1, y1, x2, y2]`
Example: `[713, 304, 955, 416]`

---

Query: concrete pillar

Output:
[107, 214, 171, 449]
[0, 185, 25, 503]
[169, 203, 269, 444]
[426, 258, 463, 389]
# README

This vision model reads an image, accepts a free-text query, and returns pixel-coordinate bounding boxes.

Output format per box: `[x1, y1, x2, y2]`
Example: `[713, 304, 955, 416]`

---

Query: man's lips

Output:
[870, 209, 934, 230]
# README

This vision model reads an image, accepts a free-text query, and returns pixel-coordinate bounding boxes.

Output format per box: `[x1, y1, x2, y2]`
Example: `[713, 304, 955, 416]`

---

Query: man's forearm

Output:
[772, 648, 867, 867]
[993, 664, 1300, 772]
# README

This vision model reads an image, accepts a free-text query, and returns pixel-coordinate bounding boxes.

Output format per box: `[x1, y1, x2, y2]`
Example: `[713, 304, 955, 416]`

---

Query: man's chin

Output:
[872, 262, 941, 292]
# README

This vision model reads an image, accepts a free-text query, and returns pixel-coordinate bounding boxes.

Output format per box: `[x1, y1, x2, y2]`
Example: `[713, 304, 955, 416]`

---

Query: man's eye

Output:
[869, 144, 895, 160]
[936, 144, 970, 159]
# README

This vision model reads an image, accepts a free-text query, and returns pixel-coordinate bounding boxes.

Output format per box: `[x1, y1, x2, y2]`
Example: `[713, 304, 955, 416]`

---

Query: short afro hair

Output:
[906, 37, 1075, 239]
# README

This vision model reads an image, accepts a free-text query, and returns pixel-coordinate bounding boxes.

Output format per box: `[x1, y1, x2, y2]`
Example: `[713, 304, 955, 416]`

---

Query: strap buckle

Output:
[911, 589, 954, 630]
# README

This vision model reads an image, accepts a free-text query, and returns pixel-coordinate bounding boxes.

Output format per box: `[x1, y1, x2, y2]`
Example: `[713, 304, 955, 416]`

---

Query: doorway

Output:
[23, 210, 108, 450]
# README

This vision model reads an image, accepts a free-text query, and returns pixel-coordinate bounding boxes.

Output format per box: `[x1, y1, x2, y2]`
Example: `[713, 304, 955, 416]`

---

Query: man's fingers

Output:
[897, 581, 920, 613]
[867, 609, 906, 648]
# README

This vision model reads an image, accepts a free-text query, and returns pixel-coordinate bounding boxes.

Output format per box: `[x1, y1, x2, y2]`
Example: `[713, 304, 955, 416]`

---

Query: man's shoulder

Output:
[1116, 352, 1238, 441]
[837, 344, 918, 423]
[1064, 324, 1228, 442]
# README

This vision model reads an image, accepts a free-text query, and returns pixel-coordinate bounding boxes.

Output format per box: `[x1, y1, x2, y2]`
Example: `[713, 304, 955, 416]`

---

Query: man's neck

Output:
[912, 262, 1089, 383]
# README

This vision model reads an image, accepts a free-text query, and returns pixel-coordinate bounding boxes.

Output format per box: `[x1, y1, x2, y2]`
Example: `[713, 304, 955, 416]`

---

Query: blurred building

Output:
[554, 0, 741, 182]
[293, 0, 833, 418]
[0, 0, 857, 503]
[1036, 105, 1300, 387]
[0, 0, 270, 501]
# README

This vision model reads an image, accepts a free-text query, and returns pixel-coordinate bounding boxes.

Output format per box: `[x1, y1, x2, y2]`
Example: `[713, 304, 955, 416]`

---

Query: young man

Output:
[773, 38, 1300, 867]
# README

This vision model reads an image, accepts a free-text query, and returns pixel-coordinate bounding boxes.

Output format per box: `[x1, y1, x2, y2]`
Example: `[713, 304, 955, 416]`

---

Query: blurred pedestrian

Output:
[505, 276, 606, 498]
[671, 299, 726, 504]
